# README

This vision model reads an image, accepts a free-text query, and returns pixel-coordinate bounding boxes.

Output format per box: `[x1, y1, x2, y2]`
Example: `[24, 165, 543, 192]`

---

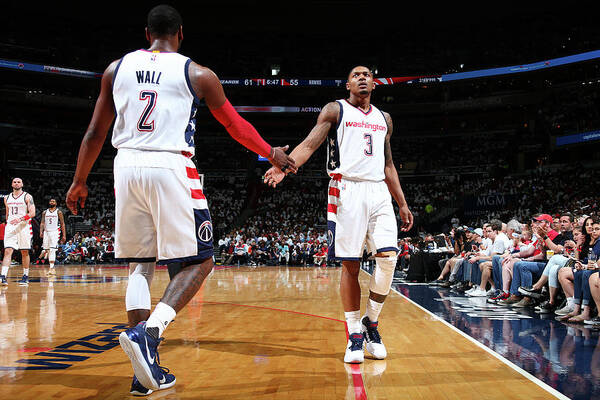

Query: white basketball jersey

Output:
[44, 209, 60, 232]
[327, 99, 388, 181]
[5, 192, 28, 223]
[112, 49, 198, 154]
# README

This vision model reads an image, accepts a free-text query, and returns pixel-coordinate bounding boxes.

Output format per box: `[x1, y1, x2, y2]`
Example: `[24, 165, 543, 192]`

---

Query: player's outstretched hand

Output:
[268, 145, 297, 174]
[399, 205, 414, 232]
[66, 181, 88, 215]
[264, 167, 286, 188]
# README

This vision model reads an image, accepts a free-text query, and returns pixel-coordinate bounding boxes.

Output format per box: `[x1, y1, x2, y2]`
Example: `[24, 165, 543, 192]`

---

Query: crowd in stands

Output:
[35, 231, 115, 266]
[217, 229, 329, 267]
[1, 158, 599, 270]
[421, 210, 600, 325]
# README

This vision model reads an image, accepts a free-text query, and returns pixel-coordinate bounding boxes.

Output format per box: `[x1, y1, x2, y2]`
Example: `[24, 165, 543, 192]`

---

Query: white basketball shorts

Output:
[327, 176, 398, 261]
[43, 230, 60, 249]
[113, 149, 213, 264]
[4, 221, 32, 251]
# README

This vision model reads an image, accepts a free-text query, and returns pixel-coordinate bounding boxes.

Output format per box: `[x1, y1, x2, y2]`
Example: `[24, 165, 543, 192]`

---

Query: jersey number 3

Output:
[364, 133, 373, 156]
[138, 90, 157, 132]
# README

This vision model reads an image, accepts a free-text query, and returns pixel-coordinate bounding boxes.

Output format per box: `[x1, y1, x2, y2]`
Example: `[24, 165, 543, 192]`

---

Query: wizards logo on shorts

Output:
[198, 220, 213, 243]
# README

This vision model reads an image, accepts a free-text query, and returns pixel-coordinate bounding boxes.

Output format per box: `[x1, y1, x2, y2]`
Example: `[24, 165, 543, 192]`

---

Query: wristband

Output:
[23, 215, 31, 221]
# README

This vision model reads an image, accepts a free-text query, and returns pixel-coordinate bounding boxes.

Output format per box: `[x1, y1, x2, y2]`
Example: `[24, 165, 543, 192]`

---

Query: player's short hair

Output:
[147, 5, 182, 36]
[347, 66, 372, 80]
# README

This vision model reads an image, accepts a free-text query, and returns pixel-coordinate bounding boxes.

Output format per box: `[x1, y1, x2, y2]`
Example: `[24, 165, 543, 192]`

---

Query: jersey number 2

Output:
[138, 90, 157, 132]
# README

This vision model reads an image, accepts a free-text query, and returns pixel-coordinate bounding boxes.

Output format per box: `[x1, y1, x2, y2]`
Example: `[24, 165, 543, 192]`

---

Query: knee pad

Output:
[126, 272, 151, 311]
[125, 263, 155, 311]
[369, 255, 397, 296]
[129, 262, 155, 288]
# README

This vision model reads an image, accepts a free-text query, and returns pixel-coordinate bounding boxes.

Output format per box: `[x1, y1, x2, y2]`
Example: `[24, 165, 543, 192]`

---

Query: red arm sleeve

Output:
[210, 100, 273, 158]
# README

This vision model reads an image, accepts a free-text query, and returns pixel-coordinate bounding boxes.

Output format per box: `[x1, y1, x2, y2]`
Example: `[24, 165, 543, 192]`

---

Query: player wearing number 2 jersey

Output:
[66, 5, 296, 395]
[1, 177, 35, 286]
[265, 66, 413, 364]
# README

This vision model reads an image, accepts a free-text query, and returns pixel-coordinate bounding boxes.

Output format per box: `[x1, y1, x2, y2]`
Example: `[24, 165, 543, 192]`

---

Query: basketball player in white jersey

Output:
[265, 66, 413, 363]
[1, 177, 35, 286]
[65, 5, 296, 395]
[39, 198, 66, 275]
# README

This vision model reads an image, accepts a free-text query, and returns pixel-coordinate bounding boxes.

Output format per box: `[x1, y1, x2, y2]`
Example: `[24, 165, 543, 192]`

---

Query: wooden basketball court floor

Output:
[0, 264, 560, 399]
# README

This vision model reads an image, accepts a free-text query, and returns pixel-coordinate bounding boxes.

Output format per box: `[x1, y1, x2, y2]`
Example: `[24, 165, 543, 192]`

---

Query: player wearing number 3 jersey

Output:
[66, 5, 296, 395]
[265, 66, 413, 364]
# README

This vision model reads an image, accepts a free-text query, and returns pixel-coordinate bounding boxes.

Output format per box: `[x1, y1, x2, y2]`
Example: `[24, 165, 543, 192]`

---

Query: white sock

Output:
[146, 302, 176, 338]
[366, 298, 384, 322]
[1, 266, 8, 276]
[23, 268, 29, 277]
[345, 310, 361, 334]
[567, 297, 574, 307]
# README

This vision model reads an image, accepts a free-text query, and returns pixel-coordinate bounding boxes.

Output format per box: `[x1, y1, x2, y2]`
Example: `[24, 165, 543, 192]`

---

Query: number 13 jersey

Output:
[327, 99, 388, 182]
[111, 49, 199, 155]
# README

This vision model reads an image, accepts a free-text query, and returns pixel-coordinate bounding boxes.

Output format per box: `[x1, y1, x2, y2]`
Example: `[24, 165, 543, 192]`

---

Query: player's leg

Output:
[329, 179, 369, 363]
[18, 227, 32, 285]
[1, 225, 20, 284]
[19, 249, 30, 286]
[47, 248, 57, 274]
[362, 182, 398, 360]
[341, 259, 362, 312]
[152, 256, 213, 317]
[340, 259, 364, 363]
[119, 160, 210, 390]
[112, 165, 168, 393]
[126, 262, 155, 327]
[125, 260, 162, 396]
[143, 161, 215, 338]
[45, 231, 58, 275]
[1, 247, 14, 285]
[362, 249, 396, 359]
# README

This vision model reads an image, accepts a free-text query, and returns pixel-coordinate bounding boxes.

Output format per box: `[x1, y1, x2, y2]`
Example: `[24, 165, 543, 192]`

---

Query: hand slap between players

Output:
[264, 167, 286, 188]
[268, 145, 297, 174]
[66, 181, 88, 215]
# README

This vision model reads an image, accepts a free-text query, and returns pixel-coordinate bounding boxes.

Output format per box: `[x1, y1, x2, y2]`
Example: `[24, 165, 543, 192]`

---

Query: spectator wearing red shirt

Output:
[313, 245, 328, 267]
[501, 213, 560, 306]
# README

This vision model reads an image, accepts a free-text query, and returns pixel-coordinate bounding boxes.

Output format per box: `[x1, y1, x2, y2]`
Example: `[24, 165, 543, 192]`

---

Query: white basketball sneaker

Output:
[361, 315, 387, 359]
[344, 332, 365, 363]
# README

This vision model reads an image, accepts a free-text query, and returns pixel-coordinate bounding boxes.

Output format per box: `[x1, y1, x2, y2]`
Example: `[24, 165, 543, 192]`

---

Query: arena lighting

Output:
[271, 64, 280, 76]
